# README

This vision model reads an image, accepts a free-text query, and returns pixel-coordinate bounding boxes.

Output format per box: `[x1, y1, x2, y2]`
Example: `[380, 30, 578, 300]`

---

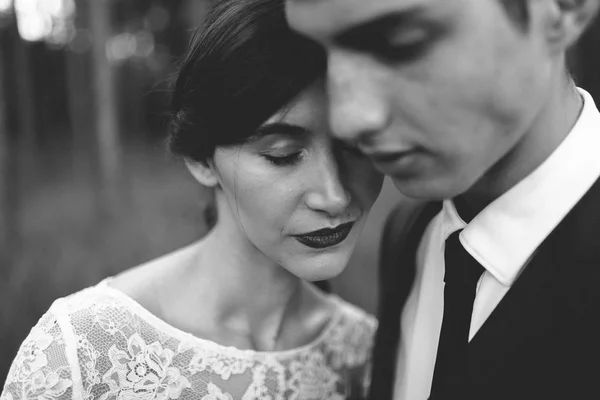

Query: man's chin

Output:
[390, 176, 466, 202]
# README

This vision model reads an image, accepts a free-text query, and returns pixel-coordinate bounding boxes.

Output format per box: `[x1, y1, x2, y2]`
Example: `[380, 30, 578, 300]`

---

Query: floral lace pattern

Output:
[1, 281, 376, 400]
[2, 313, 73, 400]
[288, 352, 343, 400]
[101, 333, 191, 400]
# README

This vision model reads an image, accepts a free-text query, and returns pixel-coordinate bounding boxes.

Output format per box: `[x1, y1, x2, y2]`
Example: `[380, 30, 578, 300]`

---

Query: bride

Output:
[1, 0, 383, 399]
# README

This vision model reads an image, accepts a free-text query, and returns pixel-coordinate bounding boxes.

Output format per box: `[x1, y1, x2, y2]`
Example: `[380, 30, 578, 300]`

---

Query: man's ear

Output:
[186, 158, 220, 188]
[544, 0, 600, 50]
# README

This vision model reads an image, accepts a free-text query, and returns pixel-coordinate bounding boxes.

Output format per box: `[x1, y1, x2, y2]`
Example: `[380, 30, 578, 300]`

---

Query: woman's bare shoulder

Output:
[108, 242, 199, 316]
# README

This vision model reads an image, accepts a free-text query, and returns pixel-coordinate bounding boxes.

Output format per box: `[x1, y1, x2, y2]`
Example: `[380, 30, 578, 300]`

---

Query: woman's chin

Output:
[286, 251, 352, 282]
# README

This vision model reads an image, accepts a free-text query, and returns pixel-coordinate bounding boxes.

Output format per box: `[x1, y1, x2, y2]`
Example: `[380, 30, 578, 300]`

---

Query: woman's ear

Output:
[545, 0, 600, 50]
[186, 159, 220, 188]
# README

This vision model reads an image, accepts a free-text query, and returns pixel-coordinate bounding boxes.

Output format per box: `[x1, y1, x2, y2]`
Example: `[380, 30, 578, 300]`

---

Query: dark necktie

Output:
[429, 230, 485, 399]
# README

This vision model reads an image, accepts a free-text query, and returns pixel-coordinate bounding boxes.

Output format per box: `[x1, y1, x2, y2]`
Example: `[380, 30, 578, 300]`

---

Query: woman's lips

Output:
[293, 222, 355, 249]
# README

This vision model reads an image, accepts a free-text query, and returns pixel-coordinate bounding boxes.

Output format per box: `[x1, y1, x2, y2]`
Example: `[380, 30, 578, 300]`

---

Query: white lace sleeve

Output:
[1, 309, 76, 400]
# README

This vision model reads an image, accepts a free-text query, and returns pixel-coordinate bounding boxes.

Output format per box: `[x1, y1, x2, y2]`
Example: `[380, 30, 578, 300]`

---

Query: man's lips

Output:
[363, 148, 424, 176]
[366, 149, 418, 165]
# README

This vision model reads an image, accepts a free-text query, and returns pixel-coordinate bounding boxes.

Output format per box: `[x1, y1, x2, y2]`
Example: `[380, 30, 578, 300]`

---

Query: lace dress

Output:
[1, 278, 377, 400]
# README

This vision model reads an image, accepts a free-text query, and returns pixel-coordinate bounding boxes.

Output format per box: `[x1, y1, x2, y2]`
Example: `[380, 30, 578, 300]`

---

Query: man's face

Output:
[286, 0, 559, 200]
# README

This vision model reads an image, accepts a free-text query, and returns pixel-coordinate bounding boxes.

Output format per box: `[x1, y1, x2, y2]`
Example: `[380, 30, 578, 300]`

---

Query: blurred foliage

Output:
[0, 0, 214, 385]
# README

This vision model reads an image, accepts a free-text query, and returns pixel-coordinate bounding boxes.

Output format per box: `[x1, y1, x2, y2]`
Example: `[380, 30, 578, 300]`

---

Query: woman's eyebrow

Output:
[255, 122, 308, 137]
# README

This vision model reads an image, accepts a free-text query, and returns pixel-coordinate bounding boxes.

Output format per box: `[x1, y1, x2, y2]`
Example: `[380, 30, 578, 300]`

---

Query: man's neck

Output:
[458, 81, 584, 222]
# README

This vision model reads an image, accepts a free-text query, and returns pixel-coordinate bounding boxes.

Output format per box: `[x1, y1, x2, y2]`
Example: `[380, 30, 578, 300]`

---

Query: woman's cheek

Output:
[238, 178, 297, 231]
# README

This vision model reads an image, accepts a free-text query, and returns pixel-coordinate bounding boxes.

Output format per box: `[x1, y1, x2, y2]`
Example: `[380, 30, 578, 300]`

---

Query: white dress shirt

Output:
[393, 88, 600, 400]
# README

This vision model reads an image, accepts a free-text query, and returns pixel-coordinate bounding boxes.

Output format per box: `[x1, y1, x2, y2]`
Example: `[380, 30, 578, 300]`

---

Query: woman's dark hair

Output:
[168, 0, 327, 161]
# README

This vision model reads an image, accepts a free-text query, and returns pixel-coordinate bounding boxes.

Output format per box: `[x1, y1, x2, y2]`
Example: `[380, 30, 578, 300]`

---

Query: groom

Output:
[285, 0, 600, 399]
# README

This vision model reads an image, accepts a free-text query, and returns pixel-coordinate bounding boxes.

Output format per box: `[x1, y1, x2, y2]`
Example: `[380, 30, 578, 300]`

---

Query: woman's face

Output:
[211, 83, 384, 281]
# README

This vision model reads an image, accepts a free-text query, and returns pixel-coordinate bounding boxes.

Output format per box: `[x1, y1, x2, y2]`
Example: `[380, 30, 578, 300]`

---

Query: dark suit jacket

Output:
[369, 177, 600, 400]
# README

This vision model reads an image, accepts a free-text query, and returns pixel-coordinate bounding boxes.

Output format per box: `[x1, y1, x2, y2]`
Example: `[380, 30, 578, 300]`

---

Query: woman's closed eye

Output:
[253, 125, 307, 167]
[261, 150, 304, 166]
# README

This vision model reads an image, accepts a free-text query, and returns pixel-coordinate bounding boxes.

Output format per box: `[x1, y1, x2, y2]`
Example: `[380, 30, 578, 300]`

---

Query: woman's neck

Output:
[159, 219, 312, 351]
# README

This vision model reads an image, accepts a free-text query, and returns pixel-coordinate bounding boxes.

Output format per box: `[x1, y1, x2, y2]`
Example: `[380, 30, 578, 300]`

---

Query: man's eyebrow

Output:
[254, 122, 307, 138]
[334, 8, 428, 47]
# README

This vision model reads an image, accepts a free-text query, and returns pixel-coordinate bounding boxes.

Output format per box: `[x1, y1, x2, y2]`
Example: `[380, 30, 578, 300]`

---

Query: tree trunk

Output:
[66, 0, 94, 176]
[0, 30, 9, 270]
[12, 25, 36, 201]
[0, 12, 23, 277]
[89, 0, 121, 214]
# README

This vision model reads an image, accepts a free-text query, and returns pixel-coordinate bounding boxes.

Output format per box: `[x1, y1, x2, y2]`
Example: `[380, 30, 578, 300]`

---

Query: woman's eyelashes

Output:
[262, 152, 303, 166]
[257, 136, 305, 167]
[260, 141, 364, 167]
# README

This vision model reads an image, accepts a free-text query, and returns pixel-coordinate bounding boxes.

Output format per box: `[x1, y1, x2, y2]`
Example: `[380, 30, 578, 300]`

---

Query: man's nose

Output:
[327, 51, 390, 145]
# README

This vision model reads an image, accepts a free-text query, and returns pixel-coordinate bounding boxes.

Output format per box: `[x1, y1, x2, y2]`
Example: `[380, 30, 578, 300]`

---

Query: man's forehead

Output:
[286, 0, 434, 40]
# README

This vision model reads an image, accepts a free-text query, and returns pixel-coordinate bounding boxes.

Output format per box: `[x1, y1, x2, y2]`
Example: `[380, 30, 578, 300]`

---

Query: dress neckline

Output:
[95, 277, 346, 359]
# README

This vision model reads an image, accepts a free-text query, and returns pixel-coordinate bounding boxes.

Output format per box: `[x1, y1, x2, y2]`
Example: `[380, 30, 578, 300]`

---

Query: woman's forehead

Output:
[265, 84, 327, 125]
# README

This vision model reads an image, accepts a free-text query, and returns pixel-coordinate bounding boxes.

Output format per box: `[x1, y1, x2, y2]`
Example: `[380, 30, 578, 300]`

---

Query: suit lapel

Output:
[370, 178, 600, 400]
[466, 176, 600, 396]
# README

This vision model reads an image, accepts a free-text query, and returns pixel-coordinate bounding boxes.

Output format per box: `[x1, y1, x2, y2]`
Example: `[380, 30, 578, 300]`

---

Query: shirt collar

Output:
[442, 88, 600, 286]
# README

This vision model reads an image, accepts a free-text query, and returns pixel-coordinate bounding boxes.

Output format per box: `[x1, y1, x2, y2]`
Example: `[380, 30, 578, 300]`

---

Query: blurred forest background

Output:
[0, 0, 599, 387]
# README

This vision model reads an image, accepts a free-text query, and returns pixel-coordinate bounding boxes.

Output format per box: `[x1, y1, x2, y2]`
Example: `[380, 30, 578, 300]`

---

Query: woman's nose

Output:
[303, 152, 351, 217]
